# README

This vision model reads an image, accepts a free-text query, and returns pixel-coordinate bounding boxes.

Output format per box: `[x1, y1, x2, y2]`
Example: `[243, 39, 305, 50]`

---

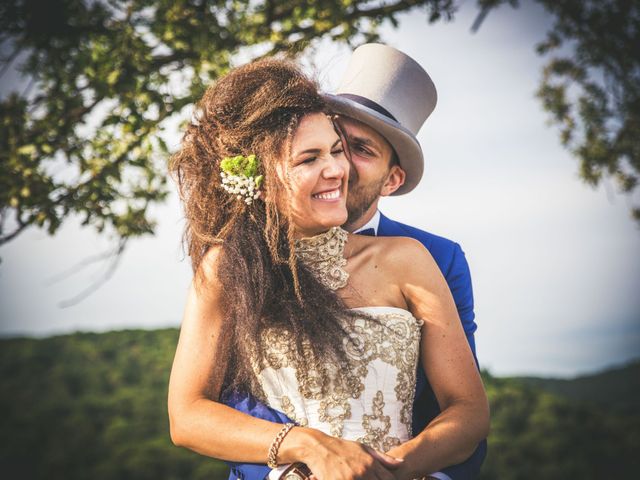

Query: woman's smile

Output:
[312, 186, 342, 201]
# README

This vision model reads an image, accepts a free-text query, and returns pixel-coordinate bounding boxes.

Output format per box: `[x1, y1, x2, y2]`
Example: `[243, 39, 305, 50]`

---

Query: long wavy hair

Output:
[170, 58, 362, 398]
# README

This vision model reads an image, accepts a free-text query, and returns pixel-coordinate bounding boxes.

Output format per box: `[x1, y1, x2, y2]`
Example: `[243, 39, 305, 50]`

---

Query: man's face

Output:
[337, 116, 398, 225]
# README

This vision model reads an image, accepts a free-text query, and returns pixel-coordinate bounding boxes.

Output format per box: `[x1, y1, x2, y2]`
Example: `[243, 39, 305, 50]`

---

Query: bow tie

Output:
[357, 228, 376, 237]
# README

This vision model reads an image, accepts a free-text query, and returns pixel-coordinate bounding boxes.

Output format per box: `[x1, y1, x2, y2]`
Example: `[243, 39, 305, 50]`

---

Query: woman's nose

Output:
[322, 156, 346, 179]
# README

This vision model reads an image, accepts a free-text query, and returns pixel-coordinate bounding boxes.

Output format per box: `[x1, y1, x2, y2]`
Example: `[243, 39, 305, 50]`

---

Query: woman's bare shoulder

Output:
[347, 232, 423, 252]
[200, 244, 224, 274]
[192, 244, 225, 299]
[348, 234, 437, 282]
[385, 236, 438, 276]
[370, 235, 432, 265]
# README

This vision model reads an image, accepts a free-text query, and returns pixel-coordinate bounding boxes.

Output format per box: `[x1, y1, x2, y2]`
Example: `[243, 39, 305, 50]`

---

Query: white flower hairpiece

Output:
[219, 154, 264, 205]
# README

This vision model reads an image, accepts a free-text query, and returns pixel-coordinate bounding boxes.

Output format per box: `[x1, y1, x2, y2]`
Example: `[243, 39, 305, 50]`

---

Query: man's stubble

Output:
[345, 174, 388, 226]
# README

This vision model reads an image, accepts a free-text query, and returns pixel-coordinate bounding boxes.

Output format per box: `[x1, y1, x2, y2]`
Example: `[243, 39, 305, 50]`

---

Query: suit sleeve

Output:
[440, 439, 488, 480]
[221, 390, 291, 480]
[446, 243, 477, 358]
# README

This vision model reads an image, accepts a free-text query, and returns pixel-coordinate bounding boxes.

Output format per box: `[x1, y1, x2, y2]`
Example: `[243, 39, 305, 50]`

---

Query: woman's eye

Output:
[300, 156, 316, 164]
[331, 148, 344, 156]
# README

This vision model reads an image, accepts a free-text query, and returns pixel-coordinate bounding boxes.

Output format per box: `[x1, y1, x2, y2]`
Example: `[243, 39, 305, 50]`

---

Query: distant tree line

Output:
[0, 329, 637, 479]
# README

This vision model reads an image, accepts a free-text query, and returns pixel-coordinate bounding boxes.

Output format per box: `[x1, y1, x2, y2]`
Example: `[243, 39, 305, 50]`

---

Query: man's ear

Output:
[380, 165, 406, 197]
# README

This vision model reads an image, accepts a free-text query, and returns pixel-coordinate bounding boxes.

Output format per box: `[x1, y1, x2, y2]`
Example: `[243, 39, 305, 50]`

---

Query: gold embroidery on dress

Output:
[294, 227, 349, 290]
[253, 310, 423, 447]
[358, 391, 402, 452]
[281, 395, 308, 427]
[318, 393, 351, 437]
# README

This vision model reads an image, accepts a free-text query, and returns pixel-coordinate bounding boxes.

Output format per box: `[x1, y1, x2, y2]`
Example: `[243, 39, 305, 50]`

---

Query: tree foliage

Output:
[537, 0, 640, 223]
[1, 329, 638, 479]
[0, 329, 227, 479]
[480, 371, 640, 479]
[0, 0, 457, 251]
[480, 0, 640, 223]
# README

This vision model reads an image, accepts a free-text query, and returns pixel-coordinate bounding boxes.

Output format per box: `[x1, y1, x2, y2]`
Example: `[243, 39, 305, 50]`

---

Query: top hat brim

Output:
[323, 93, 424, 196]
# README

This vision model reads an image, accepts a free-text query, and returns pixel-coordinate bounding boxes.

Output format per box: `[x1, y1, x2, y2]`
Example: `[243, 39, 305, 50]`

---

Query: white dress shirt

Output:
[352, 209, 381, 235]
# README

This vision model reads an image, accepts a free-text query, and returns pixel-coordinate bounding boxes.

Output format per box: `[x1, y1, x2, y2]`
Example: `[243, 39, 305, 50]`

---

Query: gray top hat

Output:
[324, 43, 437, 195]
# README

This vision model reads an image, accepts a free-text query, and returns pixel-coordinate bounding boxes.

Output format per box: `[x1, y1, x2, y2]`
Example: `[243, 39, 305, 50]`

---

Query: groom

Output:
[224, 44, 486, 480]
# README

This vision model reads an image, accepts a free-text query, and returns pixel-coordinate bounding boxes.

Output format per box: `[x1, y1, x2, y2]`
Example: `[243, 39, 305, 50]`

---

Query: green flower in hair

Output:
[220, 154, 264, 205]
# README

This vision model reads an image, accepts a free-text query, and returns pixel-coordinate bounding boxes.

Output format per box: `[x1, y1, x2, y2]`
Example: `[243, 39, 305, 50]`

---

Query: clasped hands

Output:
[291, 434, 431, 480]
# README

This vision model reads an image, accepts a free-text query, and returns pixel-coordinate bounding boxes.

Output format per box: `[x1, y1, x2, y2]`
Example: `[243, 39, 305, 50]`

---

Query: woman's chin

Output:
[296, 216, 348, 236]
[292, 204, 348, 234]
[323, 211, 348, 229]
[315, 203, 347, 222]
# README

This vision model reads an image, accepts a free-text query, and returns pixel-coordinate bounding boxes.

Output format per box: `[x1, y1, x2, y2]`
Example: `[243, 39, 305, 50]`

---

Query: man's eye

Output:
[354, 145, 370, 155]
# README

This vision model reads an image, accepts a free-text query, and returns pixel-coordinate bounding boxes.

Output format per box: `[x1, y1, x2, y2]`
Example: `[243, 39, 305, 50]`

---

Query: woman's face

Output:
[283, 112, 349, 238]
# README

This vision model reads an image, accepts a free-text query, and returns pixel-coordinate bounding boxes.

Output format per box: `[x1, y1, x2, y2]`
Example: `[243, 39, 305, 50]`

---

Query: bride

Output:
[167, 57, 489, 480]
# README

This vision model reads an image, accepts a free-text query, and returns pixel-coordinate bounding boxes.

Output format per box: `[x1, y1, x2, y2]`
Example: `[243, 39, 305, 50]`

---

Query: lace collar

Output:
[294, 227, 349, 290]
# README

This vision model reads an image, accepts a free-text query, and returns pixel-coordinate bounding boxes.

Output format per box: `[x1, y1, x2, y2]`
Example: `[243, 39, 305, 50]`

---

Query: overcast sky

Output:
[1, 1, 639, 377]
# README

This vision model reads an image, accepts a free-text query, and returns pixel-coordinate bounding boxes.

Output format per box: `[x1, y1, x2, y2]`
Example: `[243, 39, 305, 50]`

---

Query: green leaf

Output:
[107, 70, 120, 86]
[17, 145, 37, 156]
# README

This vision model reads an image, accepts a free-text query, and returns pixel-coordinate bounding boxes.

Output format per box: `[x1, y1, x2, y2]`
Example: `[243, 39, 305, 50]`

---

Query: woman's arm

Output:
[383, 238, 490, 479]
[168, 247, 290, 461]
[167, 247, 402, 479]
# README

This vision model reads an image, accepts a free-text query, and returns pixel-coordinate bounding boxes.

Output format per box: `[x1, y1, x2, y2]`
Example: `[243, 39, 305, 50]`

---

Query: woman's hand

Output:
[286, 429, 403, 480]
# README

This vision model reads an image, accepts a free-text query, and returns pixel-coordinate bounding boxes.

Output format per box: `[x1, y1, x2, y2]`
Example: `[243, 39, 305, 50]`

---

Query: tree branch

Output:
[56, 237, 128, 308]
[43, 243, 122, 286]
[0, 45, 23, 79]
[0, 210, 28, 246]
[471, 6, 491, 33]
[345, 0, 425, 22]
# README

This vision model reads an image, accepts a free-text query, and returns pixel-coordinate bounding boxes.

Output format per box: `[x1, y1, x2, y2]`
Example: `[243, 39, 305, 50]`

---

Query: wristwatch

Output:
[271, 462, 313, 480]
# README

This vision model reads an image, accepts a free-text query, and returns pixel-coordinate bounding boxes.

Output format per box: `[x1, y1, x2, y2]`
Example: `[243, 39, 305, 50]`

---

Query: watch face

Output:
[283, 474, 304, 480]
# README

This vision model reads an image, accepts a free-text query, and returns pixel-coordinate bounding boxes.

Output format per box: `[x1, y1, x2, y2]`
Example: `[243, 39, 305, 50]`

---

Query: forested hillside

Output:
[0, 329, 637, 479]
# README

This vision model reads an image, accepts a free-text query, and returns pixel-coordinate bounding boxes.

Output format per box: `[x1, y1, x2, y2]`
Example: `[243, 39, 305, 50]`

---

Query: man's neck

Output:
[343, 201, 380, 233]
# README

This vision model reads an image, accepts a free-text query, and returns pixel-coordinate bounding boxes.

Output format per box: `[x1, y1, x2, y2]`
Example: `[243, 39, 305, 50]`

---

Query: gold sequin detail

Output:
[294, 227, 349, 290]
[253, 310, 423, 450]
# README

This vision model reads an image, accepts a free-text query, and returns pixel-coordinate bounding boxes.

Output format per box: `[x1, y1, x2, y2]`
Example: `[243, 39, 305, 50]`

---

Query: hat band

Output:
[337, 94, 398, 122]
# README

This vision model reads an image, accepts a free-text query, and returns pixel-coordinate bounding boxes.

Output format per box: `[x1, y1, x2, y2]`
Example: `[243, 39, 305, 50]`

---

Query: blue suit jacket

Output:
[224, 212, 486, 479]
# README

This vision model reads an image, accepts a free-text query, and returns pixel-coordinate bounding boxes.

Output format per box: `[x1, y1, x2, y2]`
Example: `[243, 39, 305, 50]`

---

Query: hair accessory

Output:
[267, 422, 296, 469]
[220, 154, 264, 205]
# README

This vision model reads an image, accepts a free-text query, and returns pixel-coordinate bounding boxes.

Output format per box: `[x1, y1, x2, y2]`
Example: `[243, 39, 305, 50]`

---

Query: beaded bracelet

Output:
[267, 422, 295, 469]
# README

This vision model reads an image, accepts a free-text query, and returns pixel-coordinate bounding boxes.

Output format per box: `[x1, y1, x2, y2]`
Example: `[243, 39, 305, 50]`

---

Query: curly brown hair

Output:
[170, 57, 362, 397]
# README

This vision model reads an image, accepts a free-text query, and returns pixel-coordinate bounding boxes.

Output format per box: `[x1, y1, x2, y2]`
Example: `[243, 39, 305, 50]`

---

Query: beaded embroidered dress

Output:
[250, 227, 423, 454]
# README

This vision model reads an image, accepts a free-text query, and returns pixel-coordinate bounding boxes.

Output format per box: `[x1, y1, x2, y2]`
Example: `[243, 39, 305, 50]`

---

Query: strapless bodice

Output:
[251, 306, 423, 453]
